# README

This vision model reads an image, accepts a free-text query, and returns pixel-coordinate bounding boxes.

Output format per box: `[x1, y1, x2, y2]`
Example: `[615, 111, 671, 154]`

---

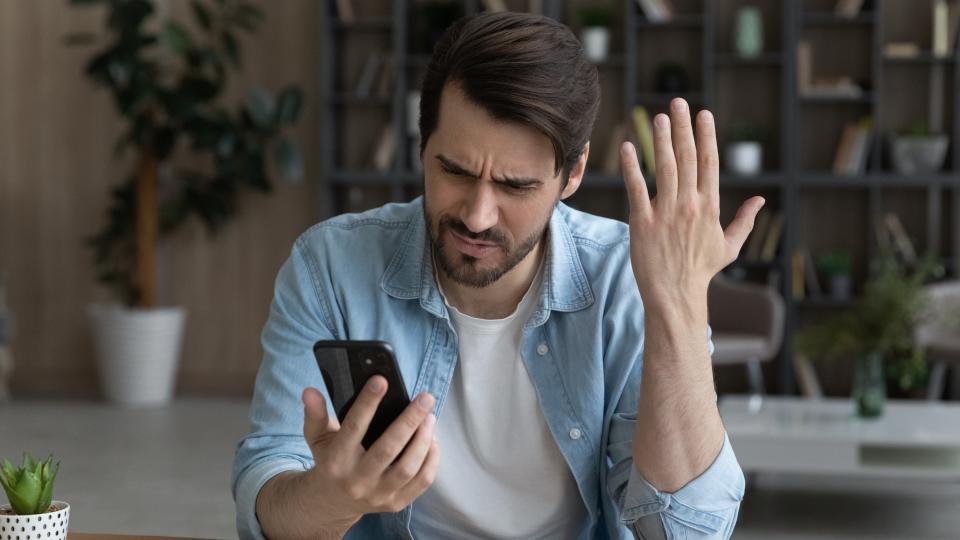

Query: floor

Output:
[1, 398, 959, 540]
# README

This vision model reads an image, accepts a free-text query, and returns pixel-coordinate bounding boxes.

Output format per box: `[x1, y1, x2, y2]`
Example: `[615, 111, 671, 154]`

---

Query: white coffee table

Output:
[719, 395, 960, 481]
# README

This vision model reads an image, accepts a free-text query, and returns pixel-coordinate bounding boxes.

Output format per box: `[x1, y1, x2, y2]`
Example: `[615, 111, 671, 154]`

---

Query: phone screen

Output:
[313, 340, 412, 449]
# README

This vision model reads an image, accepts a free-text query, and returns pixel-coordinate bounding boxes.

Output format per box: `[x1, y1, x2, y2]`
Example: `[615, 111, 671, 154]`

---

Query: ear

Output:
[560, 143, 589, 200]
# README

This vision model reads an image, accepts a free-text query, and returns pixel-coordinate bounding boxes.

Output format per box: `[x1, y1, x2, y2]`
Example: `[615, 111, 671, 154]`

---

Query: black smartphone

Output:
[313, 340, 412, 450]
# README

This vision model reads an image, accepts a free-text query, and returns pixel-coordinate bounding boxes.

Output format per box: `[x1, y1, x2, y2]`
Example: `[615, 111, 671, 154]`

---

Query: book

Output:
[376, 53, 395, 100]
[846, 120, 871, 175]
[481, 0, 507, 12]
[884, 213, 918, 266]
[354, 50, 383, 99]
[950, 1, 960, 52]
[760, 212, 784, 262]
[835, 0, 866, 18]
[631, 106, 656, 173]
[797, 41, 813, 93]
[792, 249, 806, 301]
[832, 123, 859, 175]
[745, 209, 771, 261]
[335, 0, 354, 23]
[934, 0, 950, 57]
[802, 247, 822, 297]
[637, 0, 670, 23]
[603, 123, 630, 175]
[884, 42, 921, 59]
[371, 123, 396, 172]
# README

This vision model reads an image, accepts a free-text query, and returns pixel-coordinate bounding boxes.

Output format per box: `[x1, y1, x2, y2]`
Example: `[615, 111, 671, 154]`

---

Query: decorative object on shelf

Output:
[733, 6, 764, 59]
[0, 453, 69, 540]
[636, 0, 674, 23]
[834, 0, 867, 18]
[725, 121, 765, 176]
[816, 250, 853, 301]
[66, 0, 304, 407]
[832, 117, 873, 176]
[420, 1, 465, 54]
[578, 5, 613, 63]
[852, 351, 885, 417]
[890, 120, 950, 175]
[796, 252, 944, 416]
[654, 62, 688, 94]
[0, 272, 12, 402]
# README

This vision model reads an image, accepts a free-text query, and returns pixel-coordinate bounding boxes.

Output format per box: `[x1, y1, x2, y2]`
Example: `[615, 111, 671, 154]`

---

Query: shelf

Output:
[635, 92, 705, 106]
[797, 297, 857, 309]
[798, 92, 874, 104]
[715, 53, 784, 67]
[883, 53, 956, 65]
[329, 94, 392, 107]
[332, 17, 393, 31]
[720, 173, 786, 187]
[330, 171, 420, 184]
[797, 173, 960, 187]
[635, 14, 703, 30]
[802, 12, 875, 26]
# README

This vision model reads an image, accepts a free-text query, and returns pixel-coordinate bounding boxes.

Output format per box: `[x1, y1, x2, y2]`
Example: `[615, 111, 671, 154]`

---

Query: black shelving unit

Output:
[320, 0, 960, 396]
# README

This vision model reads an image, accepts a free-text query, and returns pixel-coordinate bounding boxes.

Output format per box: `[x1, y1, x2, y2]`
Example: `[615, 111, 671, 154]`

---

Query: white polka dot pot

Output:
[0, 502, 69, 540]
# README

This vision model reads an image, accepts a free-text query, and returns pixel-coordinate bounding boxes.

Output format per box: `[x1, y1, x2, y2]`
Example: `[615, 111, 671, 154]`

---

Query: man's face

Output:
[421, 84, 580, 289]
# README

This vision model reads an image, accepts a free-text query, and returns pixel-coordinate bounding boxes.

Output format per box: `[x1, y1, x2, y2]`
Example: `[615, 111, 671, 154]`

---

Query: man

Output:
[232, 11, 762, 540]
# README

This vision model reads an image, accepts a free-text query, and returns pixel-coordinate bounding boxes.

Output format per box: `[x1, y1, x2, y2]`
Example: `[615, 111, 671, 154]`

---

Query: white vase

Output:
[0, 501, 70, 540]
[88, 304, 186, 407]
[580, 27, 610, 63]
[726, 141, 763, 176]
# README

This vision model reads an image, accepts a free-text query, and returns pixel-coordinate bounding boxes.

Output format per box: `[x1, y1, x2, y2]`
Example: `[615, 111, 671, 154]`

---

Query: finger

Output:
[724, 196, 766, 259]
[378, 413, 436, 493]
[652, 113, 678, 206]
[332, 375, 388, 453]
[695, 110, 720, 202]
[359, 392, 435, 475]
[303, 387, 340, 449]
[669, 98, 698, 200]
[620, 142, 652, 218]
[392, 439, 441, 507]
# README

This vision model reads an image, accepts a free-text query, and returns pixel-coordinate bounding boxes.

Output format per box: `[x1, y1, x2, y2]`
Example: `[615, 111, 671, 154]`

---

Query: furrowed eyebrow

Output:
[435, 154, 543, 188]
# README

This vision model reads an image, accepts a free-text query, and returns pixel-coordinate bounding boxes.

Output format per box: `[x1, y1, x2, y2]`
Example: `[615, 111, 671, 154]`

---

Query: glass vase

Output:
[852, 352, 886, 418]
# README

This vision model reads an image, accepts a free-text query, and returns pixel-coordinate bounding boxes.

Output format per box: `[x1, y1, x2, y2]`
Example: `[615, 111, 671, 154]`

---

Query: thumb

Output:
[303, 387, 340, 450]
[724, 196, 766, 257]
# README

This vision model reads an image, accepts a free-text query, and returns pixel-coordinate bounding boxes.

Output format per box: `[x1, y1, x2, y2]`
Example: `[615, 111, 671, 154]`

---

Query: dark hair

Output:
[418, 12, 600, 182]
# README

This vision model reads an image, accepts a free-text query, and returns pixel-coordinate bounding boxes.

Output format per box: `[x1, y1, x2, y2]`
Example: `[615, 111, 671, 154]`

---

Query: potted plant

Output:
[725, 122, 765, 176]
[890, 120, 950, 174]
[66, 0, 303, 407]
[796, 252, 943, 417]
[0, 453, 68, 540]
[578, 5, 613, 63]
[816, 250, 853, 301]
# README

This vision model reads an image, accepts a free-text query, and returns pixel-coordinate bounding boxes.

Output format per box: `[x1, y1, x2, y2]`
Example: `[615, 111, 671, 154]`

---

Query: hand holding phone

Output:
[297, 341, 441, 523]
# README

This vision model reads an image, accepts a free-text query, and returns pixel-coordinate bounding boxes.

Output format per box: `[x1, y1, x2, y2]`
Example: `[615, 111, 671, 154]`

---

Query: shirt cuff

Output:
[234, 457, 310, 540]
[619, 432, 745, 536]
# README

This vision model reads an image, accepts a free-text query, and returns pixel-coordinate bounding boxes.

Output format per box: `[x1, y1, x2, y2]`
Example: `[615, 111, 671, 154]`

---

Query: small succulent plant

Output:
[0, 453, 60, 515]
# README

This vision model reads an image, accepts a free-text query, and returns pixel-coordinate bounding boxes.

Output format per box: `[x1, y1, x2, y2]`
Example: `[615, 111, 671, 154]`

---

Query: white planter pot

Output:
[890, 135, 949, 175]
[88, 304, 186, 408]
[726, 141, 763, 176]
[581, 27, 610, 63]
[0, 501, 69, 540]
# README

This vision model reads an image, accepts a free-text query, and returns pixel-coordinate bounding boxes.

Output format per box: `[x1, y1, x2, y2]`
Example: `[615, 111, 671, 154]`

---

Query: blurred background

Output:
[1, 0, 959, 539]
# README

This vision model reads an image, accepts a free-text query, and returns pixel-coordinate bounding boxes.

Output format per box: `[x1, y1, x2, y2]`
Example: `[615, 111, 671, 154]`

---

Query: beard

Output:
[423, 198, 549, 289]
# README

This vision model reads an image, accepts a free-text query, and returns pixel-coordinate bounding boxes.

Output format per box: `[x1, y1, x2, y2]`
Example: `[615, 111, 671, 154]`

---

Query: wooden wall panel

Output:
[0, 1, 321, 398]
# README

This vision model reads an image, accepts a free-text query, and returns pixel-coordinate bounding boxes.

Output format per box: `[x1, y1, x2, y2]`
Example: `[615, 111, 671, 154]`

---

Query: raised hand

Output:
[620, 98, 765, 310]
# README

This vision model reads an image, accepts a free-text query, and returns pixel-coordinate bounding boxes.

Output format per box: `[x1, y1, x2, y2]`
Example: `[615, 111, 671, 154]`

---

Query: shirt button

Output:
[569, 428, 582, 440]
[537, 343, 549, 356]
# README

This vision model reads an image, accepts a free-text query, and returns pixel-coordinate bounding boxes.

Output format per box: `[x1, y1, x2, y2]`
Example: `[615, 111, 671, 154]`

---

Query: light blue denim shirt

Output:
[232, 198, 745, 539]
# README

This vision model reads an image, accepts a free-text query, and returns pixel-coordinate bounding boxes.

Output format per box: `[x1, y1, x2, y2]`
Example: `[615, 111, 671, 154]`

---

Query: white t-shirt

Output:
[410, 260, 588, 539]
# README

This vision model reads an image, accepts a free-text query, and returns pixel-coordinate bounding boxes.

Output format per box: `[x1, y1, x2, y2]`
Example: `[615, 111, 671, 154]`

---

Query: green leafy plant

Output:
[0, 454, 60, 515]
[66, 0, 304, 307]
[578, 5, 613, 28]
[795, 251, 944, 394]
[816, 250, 852, 277]
[900, 119, 934, 137]
[727, 121, 767, 143]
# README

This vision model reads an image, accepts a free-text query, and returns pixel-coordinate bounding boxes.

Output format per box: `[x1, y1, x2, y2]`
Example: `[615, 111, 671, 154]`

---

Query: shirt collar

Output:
[380, 197, 595, 323]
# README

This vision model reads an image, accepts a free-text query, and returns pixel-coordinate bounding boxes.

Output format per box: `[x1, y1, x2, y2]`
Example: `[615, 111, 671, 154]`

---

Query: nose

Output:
[460, 181, 499, 234]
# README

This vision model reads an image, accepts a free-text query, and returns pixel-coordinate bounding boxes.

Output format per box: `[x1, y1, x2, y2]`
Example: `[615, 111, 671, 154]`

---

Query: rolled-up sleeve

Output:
[614, 432, 745, 539]
[231, 236, 339, 540]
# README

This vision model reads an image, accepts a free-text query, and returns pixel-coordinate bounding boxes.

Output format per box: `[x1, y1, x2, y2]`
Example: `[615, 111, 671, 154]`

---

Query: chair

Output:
[708, 273, 786, 395]
[914, 280, 960, 401]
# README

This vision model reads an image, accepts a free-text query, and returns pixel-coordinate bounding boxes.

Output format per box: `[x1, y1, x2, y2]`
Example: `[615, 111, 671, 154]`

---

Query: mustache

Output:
[440, 217, 507, 246]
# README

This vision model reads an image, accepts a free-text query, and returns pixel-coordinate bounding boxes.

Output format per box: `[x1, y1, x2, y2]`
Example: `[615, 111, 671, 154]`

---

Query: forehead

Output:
[431, 83, 557, 179]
